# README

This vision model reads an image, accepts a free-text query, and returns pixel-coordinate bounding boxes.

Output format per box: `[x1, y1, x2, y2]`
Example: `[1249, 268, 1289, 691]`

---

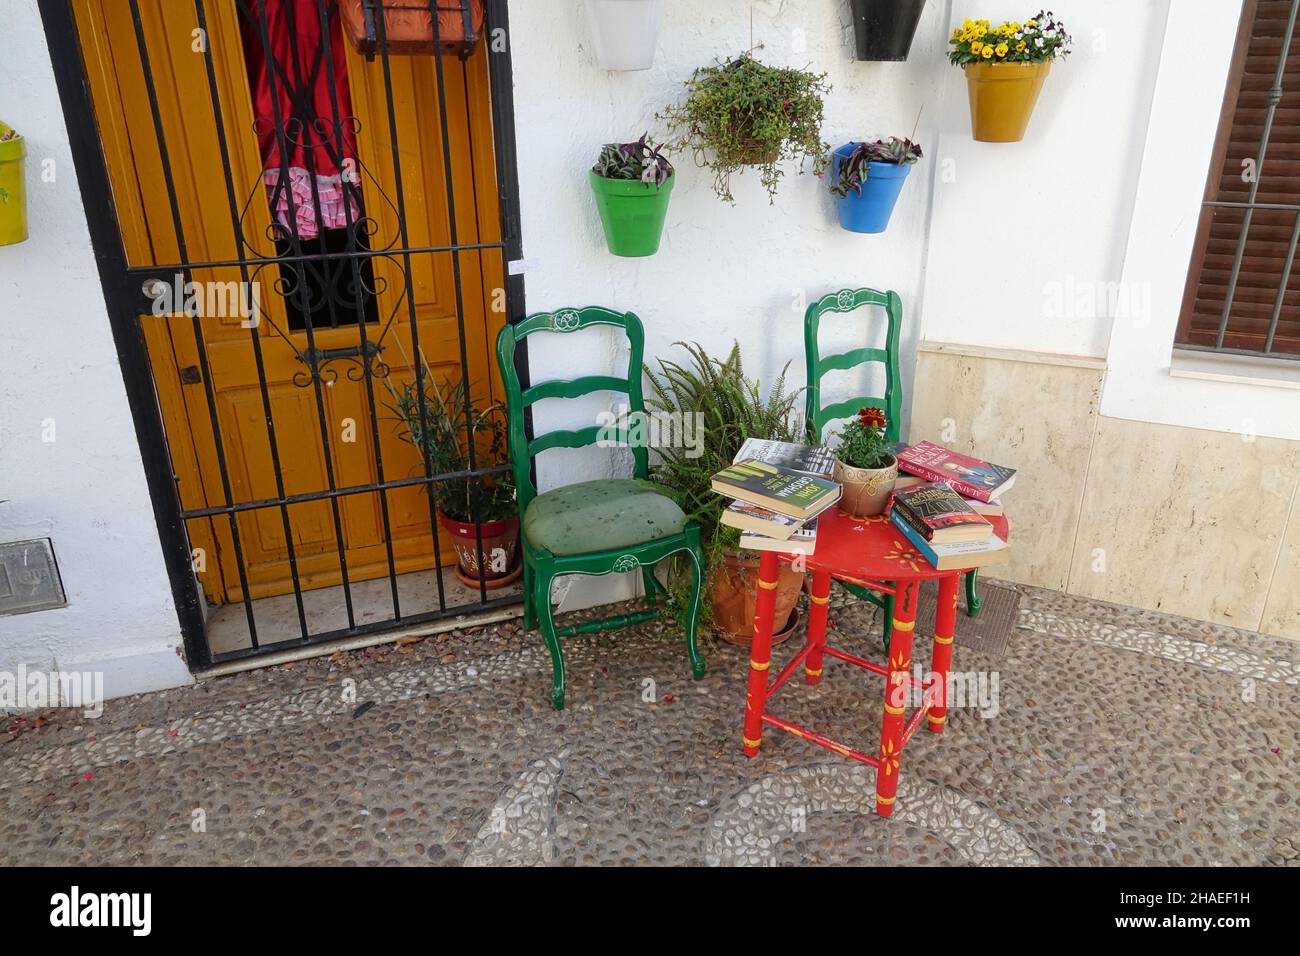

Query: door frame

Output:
[38, 0, 530, 670]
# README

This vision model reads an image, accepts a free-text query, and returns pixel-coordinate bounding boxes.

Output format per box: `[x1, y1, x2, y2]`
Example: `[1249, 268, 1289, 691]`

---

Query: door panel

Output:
[74, 0, 506, 606]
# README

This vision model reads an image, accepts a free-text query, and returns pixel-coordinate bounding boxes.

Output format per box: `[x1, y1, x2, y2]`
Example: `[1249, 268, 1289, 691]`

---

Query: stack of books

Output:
[888, 440, 1014, 570]
[713, 439, 841, 555]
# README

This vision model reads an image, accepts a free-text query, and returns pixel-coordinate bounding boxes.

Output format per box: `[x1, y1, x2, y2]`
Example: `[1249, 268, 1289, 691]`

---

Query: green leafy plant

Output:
[829, 136, 923, 198]
[657, 49, 831, 204]
[592, 132, 674, 187]
[947, 10, 1072, 66]
[386, 374, 515, 523]
[834, 406, 893, 469]
[643, 342, 805, 626]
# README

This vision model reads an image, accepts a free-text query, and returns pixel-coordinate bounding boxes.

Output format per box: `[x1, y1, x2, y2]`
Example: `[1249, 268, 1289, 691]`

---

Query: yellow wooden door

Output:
[73, 0, 505, 605]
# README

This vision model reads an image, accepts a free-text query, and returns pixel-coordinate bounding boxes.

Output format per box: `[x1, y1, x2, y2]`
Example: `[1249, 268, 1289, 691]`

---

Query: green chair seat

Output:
[524, 479, 685, 556]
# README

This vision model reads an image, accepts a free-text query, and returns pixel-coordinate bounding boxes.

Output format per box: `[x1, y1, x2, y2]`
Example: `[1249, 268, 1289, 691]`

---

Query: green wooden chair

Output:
[803, 287, 983, 647]
[496, 306, 706, 710]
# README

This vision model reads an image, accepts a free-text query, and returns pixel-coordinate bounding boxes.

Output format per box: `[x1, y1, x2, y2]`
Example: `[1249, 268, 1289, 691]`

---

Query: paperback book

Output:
[892, 482, 992, 544]
[711, 460, 840, 520]
[733, 438, 835, 478]
[895, 440, 1016, 503]
[889, 511, 1009, 571]
[739, 524, 818, 555]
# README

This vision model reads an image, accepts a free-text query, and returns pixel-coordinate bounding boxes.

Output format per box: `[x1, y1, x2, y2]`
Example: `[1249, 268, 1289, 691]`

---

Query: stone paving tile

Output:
[1, 583, 1296, 866]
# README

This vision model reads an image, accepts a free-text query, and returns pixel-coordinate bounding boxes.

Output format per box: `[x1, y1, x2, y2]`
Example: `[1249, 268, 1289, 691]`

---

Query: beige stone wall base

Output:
[911, 342, 1300, 641]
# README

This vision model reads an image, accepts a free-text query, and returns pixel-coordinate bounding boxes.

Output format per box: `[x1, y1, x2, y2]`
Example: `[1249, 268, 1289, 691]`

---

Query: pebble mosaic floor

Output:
[1, 582, 1296, 866]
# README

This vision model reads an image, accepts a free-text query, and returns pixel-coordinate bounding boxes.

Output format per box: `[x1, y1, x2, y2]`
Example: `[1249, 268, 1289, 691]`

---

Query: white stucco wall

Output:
[920, 0, 1171, 358]
[0, 0, 191, 700]
[509, 0, 958, 607]
[6, 0, 1276, 688]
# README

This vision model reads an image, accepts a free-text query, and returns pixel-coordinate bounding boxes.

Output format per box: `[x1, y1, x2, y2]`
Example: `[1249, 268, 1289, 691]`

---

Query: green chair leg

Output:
[683, 537, 706, 680]
[522, 560, 537, 631]
[965, 569, 983, 617]
[534, 567, 566, 710]
[641, 566, 659, 608]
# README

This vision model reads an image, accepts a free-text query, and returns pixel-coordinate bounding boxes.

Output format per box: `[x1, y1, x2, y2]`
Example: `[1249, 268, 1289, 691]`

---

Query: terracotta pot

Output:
[834, 453, 897, 518]
[710, 550, 805, 646]
[437, 510, 520, 586]
[962, 60, 1052, 143]
[340, 0, 485, 56]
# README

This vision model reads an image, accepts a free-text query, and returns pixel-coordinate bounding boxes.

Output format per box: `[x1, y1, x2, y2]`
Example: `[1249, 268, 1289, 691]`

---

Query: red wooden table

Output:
[742, 506, 1011, 817]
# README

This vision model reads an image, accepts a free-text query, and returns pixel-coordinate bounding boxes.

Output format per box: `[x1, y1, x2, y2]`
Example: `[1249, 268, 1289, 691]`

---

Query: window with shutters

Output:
[1176, 0, 1300, 358]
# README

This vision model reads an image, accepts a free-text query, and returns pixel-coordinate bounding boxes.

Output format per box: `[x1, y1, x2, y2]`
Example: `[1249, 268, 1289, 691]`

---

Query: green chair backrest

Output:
[803, 287, 902, 445]
[496, 306, 648, 515]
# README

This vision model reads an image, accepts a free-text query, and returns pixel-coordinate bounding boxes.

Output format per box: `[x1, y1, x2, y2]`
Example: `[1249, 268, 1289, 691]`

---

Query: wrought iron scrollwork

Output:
[293, 341, 391, 388]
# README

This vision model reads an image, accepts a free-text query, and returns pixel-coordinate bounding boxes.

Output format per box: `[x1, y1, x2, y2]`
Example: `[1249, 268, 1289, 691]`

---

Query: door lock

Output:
[179, 365, 202, 385]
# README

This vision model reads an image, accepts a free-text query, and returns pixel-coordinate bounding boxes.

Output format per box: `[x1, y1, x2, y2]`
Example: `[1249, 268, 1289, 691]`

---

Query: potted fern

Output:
[387, 374, 520, 588]
[645, 342, 807, 645]
[584, 0, 665, 71]
[829, 136, 922, 234]
[589, 133, 674, 257]
[658, 50, 831, 204]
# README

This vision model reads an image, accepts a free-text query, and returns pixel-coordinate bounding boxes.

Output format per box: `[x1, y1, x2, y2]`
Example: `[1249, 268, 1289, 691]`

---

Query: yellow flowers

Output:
[981, 45, 994, 58]
[970, 40, 983, 55]
[995, 42, 1009, 57]
[1016, 40, 1027, 52]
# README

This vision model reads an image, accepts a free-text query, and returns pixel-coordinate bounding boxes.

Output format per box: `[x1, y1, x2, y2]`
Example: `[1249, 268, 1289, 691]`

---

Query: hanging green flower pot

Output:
[0, 123, 28, 247]
[589, 133, 674, 257]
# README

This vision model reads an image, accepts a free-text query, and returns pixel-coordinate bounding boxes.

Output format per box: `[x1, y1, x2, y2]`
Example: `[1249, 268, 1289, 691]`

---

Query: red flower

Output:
[858, 407, 887, 430]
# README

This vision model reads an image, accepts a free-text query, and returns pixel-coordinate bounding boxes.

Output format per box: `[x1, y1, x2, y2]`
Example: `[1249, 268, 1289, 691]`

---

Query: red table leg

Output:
[804, 569, 831, 685]
[928, 574, 959, 734]
[875, 579, 917, 816]
[742, 551, 780, 757]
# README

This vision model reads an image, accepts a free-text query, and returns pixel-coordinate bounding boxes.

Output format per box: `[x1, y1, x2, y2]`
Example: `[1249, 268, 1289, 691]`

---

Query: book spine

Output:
[891, 500, 936, 540]
[889, 511, 939, 567]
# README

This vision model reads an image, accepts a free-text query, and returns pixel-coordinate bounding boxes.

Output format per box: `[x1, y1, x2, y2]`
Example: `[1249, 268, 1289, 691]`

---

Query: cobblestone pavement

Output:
[2, 582, 1297, 866]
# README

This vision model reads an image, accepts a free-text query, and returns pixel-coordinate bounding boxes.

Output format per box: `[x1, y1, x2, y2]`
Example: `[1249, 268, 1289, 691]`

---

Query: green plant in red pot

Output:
[832, 406, 897, 517]
[589, 133, 674, 257]
[387, 373, 520, 588]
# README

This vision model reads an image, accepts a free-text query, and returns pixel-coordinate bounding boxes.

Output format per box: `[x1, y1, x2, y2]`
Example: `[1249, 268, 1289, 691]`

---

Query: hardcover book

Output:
[895, 440, 1017, 503]
[711, 460, 840, 519]
[733, 438, 835, 478]
[889, 511, 1009, 571]
[892, 482, 992, 543]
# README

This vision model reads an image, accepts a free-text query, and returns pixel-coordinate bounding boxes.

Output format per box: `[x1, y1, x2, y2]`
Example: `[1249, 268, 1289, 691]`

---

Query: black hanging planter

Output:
[850, 0, 927, 62]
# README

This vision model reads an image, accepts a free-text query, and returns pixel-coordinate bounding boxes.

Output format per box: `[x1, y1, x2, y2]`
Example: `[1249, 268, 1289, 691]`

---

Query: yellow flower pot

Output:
[962, 60, 1051, 143]
[0, 123, 28, 246]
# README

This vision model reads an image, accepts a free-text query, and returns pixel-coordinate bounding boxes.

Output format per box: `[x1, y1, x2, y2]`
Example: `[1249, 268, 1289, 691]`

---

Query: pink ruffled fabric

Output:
[263, 166, 361, 241]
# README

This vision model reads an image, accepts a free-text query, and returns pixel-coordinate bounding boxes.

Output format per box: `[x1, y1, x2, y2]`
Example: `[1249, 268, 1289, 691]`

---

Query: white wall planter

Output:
[584, 0, 664, 71]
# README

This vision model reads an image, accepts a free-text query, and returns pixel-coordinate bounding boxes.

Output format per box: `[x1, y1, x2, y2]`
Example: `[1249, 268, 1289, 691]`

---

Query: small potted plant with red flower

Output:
[832, 406, 896, 517]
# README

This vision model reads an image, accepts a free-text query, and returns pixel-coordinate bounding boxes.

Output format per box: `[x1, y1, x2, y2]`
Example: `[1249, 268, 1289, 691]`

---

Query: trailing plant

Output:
[947, 11, 1072, 65]
[386, 373, 515, 523]
[592, 132, 674, 187]
[643, 341, 805, 627]
[657, 49, 831, 204]
[830, 136, 923, 199]
[834, 406, 893, 469]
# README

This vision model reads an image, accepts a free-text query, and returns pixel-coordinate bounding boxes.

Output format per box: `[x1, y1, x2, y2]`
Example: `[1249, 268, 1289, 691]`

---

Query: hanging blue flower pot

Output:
[830, 143, 912, 234]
